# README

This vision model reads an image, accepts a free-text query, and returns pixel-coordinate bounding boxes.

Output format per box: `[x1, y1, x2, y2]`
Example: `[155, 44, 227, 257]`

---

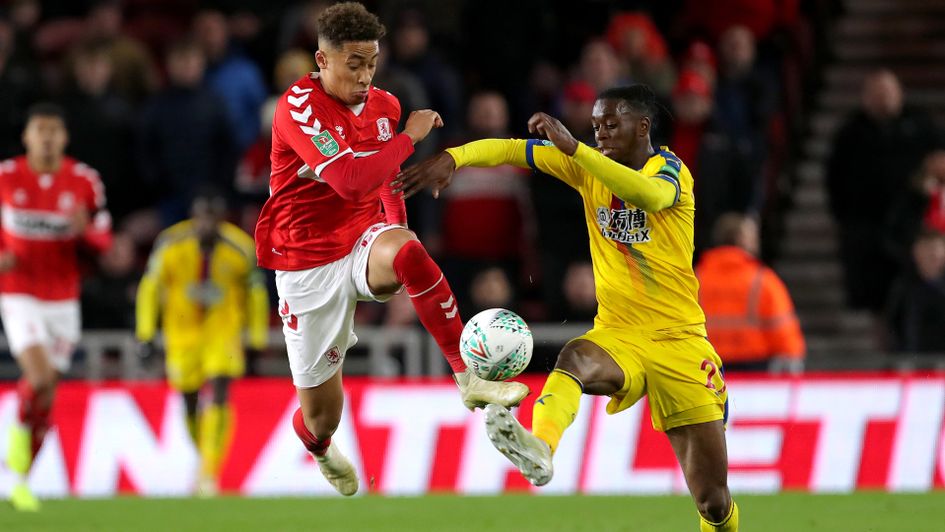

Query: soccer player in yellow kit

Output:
[136, 191, 269, 495]
[394, 85, 737, 532]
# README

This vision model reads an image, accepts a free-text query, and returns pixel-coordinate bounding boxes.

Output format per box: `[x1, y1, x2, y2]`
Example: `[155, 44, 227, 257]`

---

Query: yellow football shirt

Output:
[447, 139, 706, 334]
[136, 220, 270, 353]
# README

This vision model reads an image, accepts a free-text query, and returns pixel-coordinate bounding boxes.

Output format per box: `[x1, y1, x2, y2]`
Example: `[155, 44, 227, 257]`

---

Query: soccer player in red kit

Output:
[254, 2, 528, 495]
[1, 104, 113, 511]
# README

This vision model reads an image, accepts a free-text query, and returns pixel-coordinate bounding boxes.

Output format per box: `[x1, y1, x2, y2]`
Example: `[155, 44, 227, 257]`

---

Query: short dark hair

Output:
[26, 102, 66, 123]
[597, 84, 659, 127]
[317, 2, 386, 48]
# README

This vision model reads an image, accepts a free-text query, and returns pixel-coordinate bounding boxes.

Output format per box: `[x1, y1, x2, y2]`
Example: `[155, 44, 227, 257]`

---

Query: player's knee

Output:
[375, 229, 420, 266]
[554, 346, 589, 379]
[696, 487, 731, 523]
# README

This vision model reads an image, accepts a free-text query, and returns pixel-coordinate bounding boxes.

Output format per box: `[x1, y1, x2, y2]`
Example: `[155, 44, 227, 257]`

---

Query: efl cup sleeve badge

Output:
[376, 117, 392, 141]
[311, 130, 340, 157]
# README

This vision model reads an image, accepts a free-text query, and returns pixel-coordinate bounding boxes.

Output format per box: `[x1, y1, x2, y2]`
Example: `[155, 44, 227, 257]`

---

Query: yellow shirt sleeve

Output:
[445, 138, 587, 190]
[571, 142, 678, 212]
[135, 245, 165, 342]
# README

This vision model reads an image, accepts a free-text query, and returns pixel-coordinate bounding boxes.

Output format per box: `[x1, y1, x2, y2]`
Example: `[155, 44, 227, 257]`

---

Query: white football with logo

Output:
[460, 308, 533, 381]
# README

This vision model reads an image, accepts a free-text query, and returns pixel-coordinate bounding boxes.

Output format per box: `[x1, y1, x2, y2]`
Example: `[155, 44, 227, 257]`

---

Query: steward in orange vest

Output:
[695, 214, 805, 372]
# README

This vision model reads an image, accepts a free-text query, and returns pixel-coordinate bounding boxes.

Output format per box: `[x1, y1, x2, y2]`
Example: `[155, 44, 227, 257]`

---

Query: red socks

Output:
[292, 408, 330, 456]
[392, 240, 466, 373]
[17, 379, 51, 460]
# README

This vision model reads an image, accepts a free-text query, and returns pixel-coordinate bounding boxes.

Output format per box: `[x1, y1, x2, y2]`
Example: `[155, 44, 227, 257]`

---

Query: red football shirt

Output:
[0, 156, 112, 300]
[256, 74, 413, 271]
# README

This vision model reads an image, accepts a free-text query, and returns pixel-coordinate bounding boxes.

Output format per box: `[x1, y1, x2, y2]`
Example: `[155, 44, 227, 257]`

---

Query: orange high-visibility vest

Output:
[695, 246, 805, 364]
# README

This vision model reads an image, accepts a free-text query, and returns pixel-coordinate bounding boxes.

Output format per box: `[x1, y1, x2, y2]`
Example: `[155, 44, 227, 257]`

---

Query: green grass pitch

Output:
[1, 493, 943, 531]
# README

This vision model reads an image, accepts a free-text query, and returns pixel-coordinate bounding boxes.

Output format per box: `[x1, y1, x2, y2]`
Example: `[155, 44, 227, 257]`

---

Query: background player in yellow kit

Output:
[394, 85, 738, 532]
[136, 190, 269, 495]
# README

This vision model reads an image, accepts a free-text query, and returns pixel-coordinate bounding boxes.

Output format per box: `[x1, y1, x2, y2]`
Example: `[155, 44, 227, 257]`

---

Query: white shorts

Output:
[0, 294, 81, 373]
[276, 223, 403, 388]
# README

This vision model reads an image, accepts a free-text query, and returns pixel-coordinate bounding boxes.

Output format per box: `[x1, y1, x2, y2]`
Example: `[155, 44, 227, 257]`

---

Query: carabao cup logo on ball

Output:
[460, 308, 533, 381]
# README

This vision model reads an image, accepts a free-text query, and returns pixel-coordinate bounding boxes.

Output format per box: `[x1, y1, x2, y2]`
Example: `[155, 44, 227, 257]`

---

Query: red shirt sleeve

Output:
[75, 164, 112, 253]
[276, 98, 414, 202]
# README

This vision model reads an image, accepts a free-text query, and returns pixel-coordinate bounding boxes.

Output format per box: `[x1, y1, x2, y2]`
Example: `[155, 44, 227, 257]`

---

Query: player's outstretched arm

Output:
[528, 112, 677, 212]
[393, 139, 533, 198]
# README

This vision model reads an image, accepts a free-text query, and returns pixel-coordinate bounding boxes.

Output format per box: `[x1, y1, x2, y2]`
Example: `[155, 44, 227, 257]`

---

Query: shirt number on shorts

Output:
[700, 359, 718, 390]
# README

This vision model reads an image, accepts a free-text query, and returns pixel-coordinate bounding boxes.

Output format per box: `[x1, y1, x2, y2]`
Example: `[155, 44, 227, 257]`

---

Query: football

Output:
[459, 308, 533, 381]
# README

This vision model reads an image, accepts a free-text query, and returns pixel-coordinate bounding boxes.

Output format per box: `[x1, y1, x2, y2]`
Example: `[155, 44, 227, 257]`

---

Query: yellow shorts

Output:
[574, 327, 728, 432]
[165, 343, 245, 393]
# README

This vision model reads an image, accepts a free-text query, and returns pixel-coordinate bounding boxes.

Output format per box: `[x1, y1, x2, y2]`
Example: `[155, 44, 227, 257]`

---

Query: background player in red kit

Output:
[1, 103, 113, 511]
[254, 2, 528, 495]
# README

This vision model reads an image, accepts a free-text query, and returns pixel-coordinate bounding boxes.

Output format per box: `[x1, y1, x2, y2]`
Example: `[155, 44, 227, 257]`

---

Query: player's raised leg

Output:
[6, 344, 57, 512]
[367, 228, 529, 409]
[485, 339, 624, 486]
[294, 370, 358, 496]
[666, 420, 739, 531]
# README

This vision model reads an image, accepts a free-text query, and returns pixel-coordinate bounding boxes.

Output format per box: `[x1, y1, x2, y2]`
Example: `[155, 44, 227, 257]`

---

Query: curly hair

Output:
[317, 2, 386, 47]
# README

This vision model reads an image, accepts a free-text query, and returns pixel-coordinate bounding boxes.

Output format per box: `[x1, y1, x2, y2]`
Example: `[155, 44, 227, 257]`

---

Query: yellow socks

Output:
[198, 404, 233, 482]
[531, 369, 583, 453]
[6, 423, 32, 476]
[185, 412, 199, 446]
[700, 501, 739, 532]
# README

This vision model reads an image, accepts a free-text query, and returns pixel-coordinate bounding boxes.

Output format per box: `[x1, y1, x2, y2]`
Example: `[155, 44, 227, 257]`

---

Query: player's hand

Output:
[403, 109, 444, 145]
[0, 251, 16, 273]
[527, 112, 579, 156]
[391, 151, 456, 199]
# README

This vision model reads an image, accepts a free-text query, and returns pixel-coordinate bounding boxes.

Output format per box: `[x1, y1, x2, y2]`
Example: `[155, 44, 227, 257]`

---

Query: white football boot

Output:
[454, 369, 530, 410]
[315, 443, 359, 496]
[484, 404, 553, 486]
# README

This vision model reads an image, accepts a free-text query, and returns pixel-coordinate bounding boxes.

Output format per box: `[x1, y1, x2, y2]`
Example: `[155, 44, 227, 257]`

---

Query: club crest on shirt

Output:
[311, 130, 340, 157]
[376, 117, 392, 141]
[597, 206, 651, 244]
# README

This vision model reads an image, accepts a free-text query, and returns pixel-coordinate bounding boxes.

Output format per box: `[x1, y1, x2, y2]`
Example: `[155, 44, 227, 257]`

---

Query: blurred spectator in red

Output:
[827, 70, 942, 312]
[193, 9, 267, 152]
[0, 16, 41, 159]
[677, 0, 800, 43]
[61, 39, 137, 224]
[562, 262, 597, 321]
[390, 8, 462, 140]
[696, 213, 805, 373]
[680, 41, 717, 90]
[886, 150, 945, 268]
[234, 99, 277, 233]
[81, 232, 138, 329]
[577, 39, 625, 93]
[437, 91, 534, 311]
[886, 229, 945, 353]
[137, 38, 236, 225]
[605, 12, 675, 97]
[560, 80, 596, 145]
[670, 70, 713, 171]
[84, 0, 158, 104]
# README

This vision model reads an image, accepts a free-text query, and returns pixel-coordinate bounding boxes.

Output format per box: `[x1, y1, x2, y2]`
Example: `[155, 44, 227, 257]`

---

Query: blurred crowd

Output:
[827, 69, 945, 354]
[0, 0, 820, 367]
